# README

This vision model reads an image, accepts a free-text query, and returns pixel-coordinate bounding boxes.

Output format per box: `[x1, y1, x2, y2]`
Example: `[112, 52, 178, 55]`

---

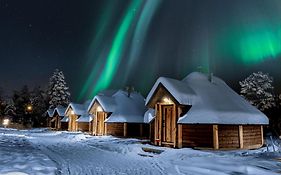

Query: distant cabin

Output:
[88, 90, 148, 138]
[53, 106, 67, 130]
[46, 109, 55, 128]
[65, 101, 92, 132]
[145, 72, 268, 149]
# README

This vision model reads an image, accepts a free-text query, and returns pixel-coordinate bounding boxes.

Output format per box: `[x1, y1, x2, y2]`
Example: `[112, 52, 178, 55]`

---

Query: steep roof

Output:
[89, 90, 146, 123]
[47, 109, 55, 118]
[88, 95, 116, 113]
[146, 77, 196, 106]
[105, 90, 146, 123]
[54, 106, 67, 117]
[144, 108, 155, 123]
[145, 72, 268, 125]
[65, 100, 91, 116]
[61, 116, 69, 122]
[76, 114, 93, 122]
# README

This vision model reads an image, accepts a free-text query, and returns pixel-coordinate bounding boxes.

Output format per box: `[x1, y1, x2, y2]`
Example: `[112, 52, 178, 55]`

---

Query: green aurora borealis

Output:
[78, 0, 281, 101]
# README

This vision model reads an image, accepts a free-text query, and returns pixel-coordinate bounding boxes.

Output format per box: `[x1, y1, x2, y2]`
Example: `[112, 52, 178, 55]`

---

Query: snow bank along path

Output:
[0, 128, 57, 175]
[1, 128, 281, 175]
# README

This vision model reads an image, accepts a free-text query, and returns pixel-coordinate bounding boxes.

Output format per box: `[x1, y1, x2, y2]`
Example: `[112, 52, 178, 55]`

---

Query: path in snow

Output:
[26, 131, 165, 175]
[1, 128, 281, 175]
[0, 128, 57, 175]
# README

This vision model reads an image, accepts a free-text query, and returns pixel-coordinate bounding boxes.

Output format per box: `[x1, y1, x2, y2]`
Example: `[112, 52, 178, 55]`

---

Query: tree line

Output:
[0, 69, 70, 127]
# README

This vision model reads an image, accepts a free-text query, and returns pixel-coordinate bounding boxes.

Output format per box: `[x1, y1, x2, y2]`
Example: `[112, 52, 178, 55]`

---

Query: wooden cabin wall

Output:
[61, 122, 68, 130]
[127, 123, 140, 137]
[91, 116, 97, 135]
[78, 122, 89, 132]
[218, 125, 240, 149]
[51, 120, 56, 128]
[106, 123, 124, 136]
[126, 123, 149, 137]
[243, 125, 262, 148]
[142, 124, 150, 138]
[150, 121, 155, 143]
[182, 125, 213, 148]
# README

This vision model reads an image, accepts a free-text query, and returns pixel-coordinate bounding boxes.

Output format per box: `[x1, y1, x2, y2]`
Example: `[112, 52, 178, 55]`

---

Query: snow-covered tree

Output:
[239, 72, 276, 111]
[4, 99, 16, 116]
[13, 85, 31, 123]
[47, 69, 70, 109]
[31, 87, 49, 126]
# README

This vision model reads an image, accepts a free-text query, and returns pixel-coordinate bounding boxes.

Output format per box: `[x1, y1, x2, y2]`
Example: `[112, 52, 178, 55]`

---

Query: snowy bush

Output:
[47, 69, 70, 109]
[239, 72, 276, 111]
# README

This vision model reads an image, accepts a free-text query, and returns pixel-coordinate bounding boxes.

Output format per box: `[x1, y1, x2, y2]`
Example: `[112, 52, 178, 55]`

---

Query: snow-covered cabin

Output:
[46, 109, 55, 128]
[88, 90, 148, 137]
[52, 106, 67, 130]
[145, 72, 269, 149]
[65, 100, 92, 132]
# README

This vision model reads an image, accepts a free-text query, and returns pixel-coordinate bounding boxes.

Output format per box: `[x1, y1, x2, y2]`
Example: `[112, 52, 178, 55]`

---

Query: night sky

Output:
[1, 0, 281, 102]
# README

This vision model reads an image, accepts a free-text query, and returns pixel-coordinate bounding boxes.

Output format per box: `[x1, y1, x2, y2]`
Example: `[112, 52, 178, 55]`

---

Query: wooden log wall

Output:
[243, 125, 262, 149]
[218, 125, 240, 149]
[182, 125, 213, 148]
[61, 122, 68, 130]
[150, 121, 155, 143]
[126, 123, 149, 137]
[106, 123, 124, 136]
[77, 122, 89, 132]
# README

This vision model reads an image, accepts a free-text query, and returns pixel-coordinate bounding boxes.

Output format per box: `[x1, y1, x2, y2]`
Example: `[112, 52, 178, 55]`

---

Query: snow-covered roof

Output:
[88, 90, 146, 123]
[61, 116, 69, 122]
[88, 95, 116, 113]
[146, 72, 269, 125]
[146, 77, 197, 106]
[144, 108, 155, 123]
[104, 90, 146, 123]
[76, 114, 93, 123]
[47, 109, 55, 118]
[54, 106, 67, 117]
[65, 100, 91, 116]
[97, 89, 118, 96]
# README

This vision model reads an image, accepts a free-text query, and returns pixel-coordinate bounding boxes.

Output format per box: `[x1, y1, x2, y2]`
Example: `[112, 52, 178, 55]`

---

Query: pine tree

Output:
[47, 69, 70, 109]
[30, 86, 49, 126]
[4, 99, 16, 117]
[279, 94, 281, 106]
[13, 85, 31, 123]
[239, 72, 276, 111]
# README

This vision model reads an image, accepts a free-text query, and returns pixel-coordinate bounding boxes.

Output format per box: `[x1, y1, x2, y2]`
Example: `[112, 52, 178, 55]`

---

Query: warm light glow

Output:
[3, 119, 9, 126]
[26, 104, 33, 112]
[71, 110, 75, 115]
[163, 97, 173, 104]
[96, 106, 103, 112]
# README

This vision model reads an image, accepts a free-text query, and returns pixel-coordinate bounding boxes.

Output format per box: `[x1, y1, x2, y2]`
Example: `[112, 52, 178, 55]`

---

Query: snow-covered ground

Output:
[1, 128, 281, 175]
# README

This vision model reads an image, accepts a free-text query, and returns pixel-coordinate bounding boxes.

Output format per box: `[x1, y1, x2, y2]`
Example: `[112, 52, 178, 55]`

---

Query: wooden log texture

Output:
[243, 125, 262, 147]
[182, 125, 213, 148]
[218, 125, 239, 149]
[106, 123, 124, 136]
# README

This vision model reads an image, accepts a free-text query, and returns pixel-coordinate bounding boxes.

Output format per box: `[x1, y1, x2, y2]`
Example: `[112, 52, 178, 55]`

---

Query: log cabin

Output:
[53, 106, 67, 130]
[145, 72, 269, 150]
[65, 101, 91, 132]
[46, 109, 55, 128]
[76, 114, 93, 132]
[88, 90, 148, 137]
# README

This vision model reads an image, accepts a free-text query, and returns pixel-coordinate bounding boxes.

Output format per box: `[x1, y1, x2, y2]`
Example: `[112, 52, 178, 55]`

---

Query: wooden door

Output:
[97, 112, 105, 135]
[161, 105, 175, 144]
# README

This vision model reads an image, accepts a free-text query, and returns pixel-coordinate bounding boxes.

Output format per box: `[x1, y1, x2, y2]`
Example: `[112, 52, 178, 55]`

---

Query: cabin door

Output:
[161, 105, 175, 144]
[97, 112, 105, 135]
